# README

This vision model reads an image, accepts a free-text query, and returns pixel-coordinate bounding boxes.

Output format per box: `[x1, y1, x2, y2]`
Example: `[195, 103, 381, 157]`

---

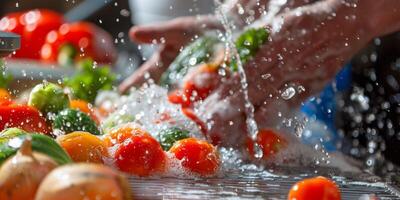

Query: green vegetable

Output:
[63, 58, 115, 103]
[158, 127, 190, 151]
[159, 36, 221, 87]
[101, 113, 134, 134]
[0, 128, 27, 143]
[0, 129, 72, 165]
[0, 60, 13, 88]
[231, 28, 269, 71]
[58, 43, 77, 68]
[159, 28, 269, 87]
[53, 108, 100, 135]
[28, 82, 69, 114]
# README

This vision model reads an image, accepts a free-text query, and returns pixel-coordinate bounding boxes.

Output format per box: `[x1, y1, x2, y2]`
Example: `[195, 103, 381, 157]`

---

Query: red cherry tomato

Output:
[103, 126, 148, 147]
[21, 9, 64, 59]
[168, 64, 220, 107]
[168, 90, 190, 107]
[0, 104, 51, 134]
[247, 129, 287, 159]
[41, 21, 116, 64]
[288, 176, 341, 200]
[169, 138, 220, 176]
[114, 133, 166, 177]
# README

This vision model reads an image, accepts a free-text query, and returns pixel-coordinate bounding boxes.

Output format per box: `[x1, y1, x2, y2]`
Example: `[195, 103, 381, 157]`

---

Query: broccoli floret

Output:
[53, 108, 100, 135]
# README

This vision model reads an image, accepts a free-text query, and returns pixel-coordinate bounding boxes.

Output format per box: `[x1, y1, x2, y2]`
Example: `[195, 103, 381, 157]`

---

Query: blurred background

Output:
[0, 0, 214, 90]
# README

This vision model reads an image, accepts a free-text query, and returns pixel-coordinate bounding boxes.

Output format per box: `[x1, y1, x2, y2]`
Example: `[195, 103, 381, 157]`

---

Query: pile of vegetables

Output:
[0, 75, 223, 176]
[0, 63, 223, 198]
[0, 9, 116, 66]
[0, 80, 221, 198]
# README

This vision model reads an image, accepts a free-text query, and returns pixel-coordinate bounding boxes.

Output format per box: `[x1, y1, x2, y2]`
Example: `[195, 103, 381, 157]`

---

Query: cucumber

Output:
[0, 128, 27, 143]
[159, 35, 221, 87]
[0, 129, 72, 165]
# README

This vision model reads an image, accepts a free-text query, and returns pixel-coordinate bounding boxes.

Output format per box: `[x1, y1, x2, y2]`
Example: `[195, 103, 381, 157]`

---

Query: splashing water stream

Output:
[214, 0, 262, 158]
[213, 0, 288, 159]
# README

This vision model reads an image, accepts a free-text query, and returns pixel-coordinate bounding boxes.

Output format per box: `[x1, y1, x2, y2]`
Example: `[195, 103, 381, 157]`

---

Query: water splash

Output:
[214, 0, 261, 158]
[281, 86, 296, 100]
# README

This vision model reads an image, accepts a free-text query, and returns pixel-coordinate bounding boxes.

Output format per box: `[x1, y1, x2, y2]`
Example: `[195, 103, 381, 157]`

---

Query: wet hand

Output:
[119, 15, 222, 93]
[197, 0, 378, 146]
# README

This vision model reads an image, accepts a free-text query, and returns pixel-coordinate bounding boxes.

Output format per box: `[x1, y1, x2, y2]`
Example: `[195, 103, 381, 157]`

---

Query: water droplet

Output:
[281, 86, 296, 100]
[253, 143, 263, 159]
[261, 73, 271, 80]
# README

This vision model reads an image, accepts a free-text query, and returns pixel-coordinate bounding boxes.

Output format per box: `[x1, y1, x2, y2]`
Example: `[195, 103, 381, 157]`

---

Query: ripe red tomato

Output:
[41, 21, 116, 64]
[114, 133, 166, 177]
[103, 126, 148, 147]
[0, 12, 24, 34]
[21, 9, 64, 59]
[0, 104, 51, 134]
[168, 64, 221, 107]
[247, 129, 287, 159]
[168, 90, 190, 107]
[169, 138, 220, 176]
[288, 176, 341, 200]
[1, 9, 64, 59]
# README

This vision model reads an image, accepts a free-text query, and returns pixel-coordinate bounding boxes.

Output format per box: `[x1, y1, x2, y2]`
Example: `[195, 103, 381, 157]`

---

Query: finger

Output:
[119, 45, 180, 93]
[129, 15, 222, 45]
[197, 91, 248, 147]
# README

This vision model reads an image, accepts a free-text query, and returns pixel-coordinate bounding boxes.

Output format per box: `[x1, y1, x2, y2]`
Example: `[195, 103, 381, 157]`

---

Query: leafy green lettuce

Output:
[63, 58, 115, 103]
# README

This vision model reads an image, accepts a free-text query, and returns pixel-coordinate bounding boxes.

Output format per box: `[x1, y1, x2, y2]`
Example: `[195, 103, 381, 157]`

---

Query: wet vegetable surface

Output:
[53, 108, 101, 135]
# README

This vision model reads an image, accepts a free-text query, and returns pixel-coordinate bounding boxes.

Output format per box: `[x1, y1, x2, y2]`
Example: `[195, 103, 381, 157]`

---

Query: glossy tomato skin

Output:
[0, 9, 64, 59]
[169, 138, 220, 176]
[288, 176, 341, 200]
[183, 64, 219, 101]
[114, 133, 166, 177]
[41, 21, 116, 64]
[0, 104, 51, 134]
[168, 90, 191, 108]
[0, 12, 24, 33]
[247, 129, 287, 160]
[21, 9, 64, 59]
[103, 126, 149, 147]
[168, 64, 220, 107]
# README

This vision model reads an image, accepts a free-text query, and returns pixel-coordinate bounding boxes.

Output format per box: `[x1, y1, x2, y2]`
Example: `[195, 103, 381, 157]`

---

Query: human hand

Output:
[196, 0, 379, 147]
[119, 15, 222, 93]
[118, 0, 314, 93]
